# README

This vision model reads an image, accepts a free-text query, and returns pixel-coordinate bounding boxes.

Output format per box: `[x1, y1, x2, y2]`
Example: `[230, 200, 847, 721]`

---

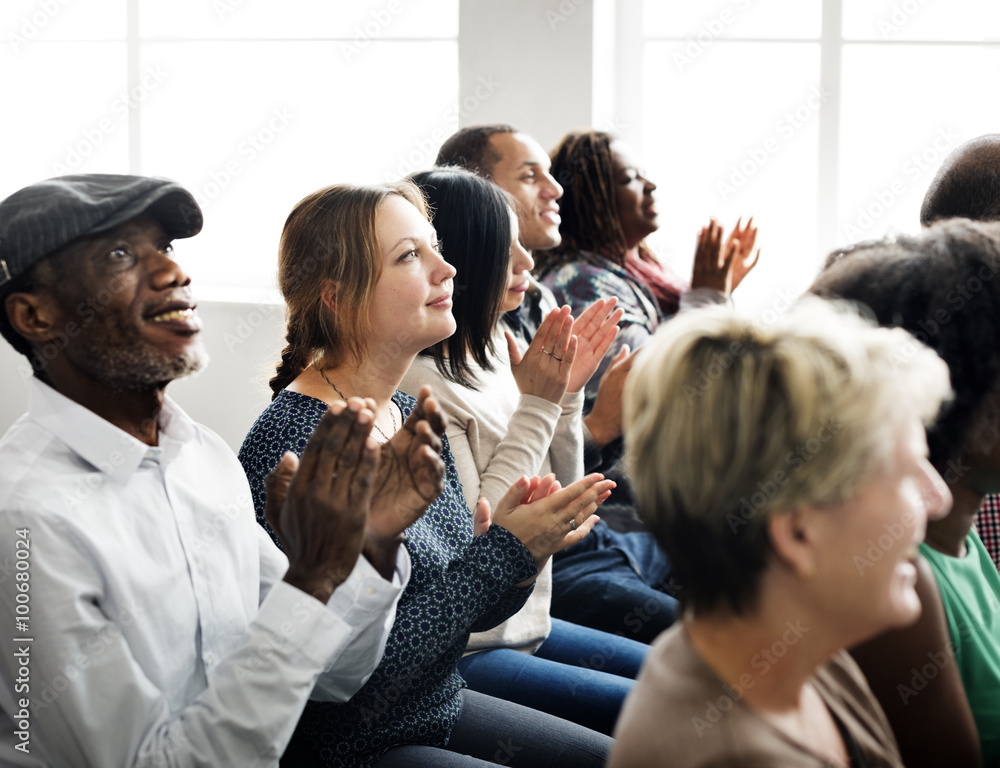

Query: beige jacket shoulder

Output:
[610, 625, 905, 768]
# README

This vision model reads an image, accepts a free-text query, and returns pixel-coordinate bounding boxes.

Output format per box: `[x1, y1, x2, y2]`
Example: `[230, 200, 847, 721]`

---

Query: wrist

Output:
[363, 535, 403, 580]
[584, 413, 614, 448]
[514, 555, 546, 588]
[283, 567, 348, 604]
[692, 275, 725, 292]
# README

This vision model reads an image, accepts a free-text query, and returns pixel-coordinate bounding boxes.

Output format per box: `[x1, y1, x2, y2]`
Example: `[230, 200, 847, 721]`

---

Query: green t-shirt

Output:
[921, 530, 1000, 766]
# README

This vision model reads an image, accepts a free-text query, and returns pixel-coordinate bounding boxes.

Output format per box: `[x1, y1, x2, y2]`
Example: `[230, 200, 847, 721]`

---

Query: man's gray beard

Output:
[82, 339, 209, 393]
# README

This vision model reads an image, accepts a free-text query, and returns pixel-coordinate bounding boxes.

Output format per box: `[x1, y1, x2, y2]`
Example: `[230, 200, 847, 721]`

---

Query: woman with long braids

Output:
[538, 130, 759, 402]
[238, 181, 615, 767]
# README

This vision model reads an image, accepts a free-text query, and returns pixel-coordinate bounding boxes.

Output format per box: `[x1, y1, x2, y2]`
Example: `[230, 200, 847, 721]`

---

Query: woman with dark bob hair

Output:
[809, 218, 1000, 767]
[238, 181, 616, 767]
[536, 129, 758, 401]
[400, 166, 668, 736]
[611, 298, 951, 767]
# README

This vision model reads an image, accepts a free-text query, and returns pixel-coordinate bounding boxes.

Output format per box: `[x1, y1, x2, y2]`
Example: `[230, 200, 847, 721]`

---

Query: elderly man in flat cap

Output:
[0, 175, 423, 767]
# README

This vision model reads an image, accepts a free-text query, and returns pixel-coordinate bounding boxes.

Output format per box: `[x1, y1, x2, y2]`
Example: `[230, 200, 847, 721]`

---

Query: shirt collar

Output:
[28, 377, 198, 484]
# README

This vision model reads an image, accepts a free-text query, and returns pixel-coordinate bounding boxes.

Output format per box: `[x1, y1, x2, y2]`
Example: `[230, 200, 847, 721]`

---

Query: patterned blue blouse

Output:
[238, 389, 537, 767]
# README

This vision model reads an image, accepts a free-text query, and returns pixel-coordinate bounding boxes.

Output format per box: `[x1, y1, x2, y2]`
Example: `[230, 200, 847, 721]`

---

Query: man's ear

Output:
[767, 506, 820, 580]
[5, 290, 62, 344]
[320, 278, 338, 314]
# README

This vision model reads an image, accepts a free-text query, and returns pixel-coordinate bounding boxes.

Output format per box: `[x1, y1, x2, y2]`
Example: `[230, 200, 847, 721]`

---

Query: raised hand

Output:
[690, 217, 760, 294]
[505, 305, 578, 404]
[266, 398, 378, 603]
[491, 472, 615, 576]
[724, 217, 759, 292]
[583, 343, 636, 448]
[368, 386, 447, 576]
[566, 297, 624, 394]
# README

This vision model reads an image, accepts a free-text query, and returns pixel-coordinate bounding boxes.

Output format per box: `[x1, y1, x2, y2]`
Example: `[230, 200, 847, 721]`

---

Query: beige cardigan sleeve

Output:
[400, 355, 563, 512]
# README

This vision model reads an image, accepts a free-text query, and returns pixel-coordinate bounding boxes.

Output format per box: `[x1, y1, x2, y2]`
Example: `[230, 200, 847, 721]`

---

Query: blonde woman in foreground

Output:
[610, 299, 952, 767]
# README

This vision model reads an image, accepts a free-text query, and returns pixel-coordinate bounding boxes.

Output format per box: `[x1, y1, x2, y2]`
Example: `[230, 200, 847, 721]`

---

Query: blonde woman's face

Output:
[807, 415, 950, 642]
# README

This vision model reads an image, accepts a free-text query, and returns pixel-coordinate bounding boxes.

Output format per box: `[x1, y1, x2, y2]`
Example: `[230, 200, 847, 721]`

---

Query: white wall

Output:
[458, 0, 598, 149]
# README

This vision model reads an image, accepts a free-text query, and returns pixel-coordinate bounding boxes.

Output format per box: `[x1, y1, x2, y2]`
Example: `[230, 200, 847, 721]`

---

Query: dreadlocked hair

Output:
[535, 130, 631, 277]
[269, 181, 429, 398]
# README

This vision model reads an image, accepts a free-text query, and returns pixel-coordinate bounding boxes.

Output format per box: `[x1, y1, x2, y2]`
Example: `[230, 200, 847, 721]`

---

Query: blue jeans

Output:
[457, 618, 647, 735]
[373, 689, 612, 767]
[551, 522, 679, 644]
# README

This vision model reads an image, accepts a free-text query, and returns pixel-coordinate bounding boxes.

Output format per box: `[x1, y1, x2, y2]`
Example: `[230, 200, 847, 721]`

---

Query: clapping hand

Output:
[367, 386, 447, 577]
[690, 217, 760, 294]
[266, 399, 378, 603]
[725, 217, 759, 291]
[488, 472, 614, 582]
[505, 305, 578, 404]
[566, 298, 623, 394]
[583, 344, 636, 448]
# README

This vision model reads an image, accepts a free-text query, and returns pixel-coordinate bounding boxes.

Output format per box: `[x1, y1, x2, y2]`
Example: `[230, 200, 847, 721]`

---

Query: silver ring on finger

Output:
[552, 354, 563, 362]
[542, 348, 553, 356]
[568, 518, 578, 531]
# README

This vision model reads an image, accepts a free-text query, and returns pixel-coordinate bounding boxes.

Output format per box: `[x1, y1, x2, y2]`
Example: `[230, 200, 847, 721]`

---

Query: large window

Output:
[633, 0, 1000, 312]
[1, 0, 458, 300]
[3, 1, 998, 310]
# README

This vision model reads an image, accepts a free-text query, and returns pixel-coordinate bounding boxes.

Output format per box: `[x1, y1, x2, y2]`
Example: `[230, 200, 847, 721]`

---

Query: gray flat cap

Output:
[0, 174, 203, 288]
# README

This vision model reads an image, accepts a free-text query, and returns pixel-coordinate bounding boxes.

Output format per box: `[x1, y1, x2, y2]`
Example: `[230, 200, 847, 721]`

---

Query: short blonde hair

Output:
[623, 298, 951, 615]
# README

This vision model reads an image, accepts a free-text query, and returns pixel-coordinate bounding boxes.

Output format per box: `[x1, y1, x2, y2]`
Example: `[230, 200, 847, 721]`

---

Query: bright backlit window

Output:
[1, 0, 458, 300]
[634, 0, 1000, 312]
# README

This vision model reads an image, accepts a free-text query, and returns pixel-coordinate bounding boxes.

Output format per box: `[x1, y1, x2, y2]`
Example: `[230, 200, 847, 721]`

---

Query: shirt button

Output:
[365, 586, 376, 596]
[204, 652, 214, 665]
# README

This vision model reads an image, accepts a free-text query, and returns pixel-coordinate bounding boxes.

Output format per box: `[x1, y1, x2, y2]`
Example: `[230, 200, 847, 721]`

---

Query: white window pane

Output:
[837, 45, 1000, 247]
[641, 42, 821, 313]
[843, 0, 1000, 41]
[139, 0, 457, 40]
[0, 42, 128, 196]
[138, 40, 457, 296]
[643, 0, 821, 40]
[2, 0, 124, 42]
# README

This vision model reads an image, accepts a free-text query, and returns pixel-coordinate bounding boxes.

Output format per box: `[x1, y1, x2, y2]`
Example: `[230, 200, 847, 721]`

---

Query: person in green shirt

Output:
[812, 218, 1000, 767]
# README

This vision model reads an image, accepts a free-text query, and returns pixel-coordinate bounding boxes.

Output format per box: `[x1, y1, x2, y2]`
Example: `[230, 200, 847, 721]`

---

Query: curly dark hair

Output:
[810, 218, 1000, 474]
